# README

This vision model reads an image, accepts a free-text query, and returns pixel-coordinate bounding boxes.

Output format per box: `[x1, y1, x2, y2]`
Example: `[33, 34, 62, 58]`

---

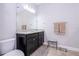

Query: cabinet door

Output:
[38, 32, 44, 46]
[27, 38, 34, 55]
[16, 34, 26, 55]
[32, 37, 38, 51]
[26, 33, 38, 55]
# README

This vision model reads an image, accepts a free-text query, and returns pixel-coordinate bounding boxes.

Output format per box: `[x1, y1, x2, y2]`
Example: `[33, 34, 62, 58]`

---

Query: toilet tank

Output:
[0, 38, 16, 55]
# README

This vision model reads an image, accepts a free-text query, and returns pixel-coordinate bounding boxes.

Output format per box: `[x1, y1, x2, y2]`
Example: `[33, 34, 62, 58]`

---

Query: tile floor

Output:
[31, 45, 79, 56]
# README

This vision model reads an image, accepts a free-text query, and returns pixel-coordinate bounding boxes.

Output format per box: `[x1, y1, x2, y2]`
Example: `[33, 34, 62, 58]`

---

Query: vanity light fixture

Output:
[22, 4, 36, 14]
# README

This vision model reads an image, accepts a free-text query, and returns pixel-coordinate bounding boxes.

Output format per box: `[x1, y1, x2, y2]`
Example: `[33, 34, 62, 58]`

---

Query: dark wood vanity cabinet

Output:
[16, 31, 44, 56]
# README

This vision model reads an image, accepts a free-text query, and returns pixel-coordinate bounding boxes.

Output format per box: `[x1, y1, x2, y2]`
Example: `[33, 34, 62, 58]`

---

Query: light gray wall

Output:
[0, 4, 16, 40]
[0, 4, 4, 40]
[37, 3, 79, 49]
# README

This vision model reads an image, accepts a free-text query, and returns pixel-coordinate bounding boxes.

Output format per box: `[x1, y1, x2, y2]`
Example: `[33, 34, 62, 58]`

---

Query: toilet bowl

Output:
[3, 49, 24, 56]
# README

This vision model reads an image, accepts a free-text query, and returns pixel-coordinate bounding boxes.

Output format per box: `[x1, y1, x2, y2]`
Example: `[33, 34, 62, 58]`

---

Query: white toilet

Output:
[3, 49, 24, 56]
[0, 38, 24, 56]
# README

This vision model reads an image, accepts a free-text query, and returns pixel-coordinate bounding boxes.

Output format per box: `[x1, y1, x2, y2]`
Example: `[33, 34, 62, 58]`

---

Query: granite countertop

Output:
[16, 29, 44, 34]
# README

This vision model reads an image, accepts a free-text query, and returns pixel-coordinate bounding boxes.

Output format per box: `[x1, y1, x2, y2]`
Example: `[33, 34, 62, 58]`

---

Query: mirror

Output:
[16, 3, 37, 32]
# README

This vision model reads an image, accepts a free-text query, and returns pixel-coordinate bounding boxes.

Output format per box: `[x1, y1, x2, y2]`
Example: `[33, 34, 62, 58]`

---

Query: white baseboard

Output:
[43, 42, 79, 52]
[59, 45, 79, 52]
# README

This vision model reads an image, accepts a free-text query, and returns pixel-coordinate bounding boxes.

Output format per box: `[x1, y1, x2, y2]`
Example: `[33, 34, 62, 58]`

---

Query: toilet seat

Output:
[3, 49, 24, 56]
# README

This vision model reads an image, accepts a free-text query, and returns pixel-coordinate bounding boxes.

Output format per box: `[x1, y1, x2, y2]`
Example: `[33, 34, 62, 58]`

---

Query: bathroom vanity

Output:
[16, 30, 44, 56]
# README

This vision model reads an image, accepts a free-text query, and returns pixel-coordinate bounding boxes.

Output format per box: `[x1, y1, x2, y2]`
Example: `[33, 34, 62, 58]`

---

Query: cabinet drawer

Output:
[26, 33, 38, 39]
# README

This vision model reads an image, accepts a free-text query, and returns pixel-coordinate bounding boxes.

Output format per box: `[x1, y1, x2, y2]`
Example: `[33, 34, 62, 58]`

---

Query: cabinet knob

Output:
[33, 39, 35, 40]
